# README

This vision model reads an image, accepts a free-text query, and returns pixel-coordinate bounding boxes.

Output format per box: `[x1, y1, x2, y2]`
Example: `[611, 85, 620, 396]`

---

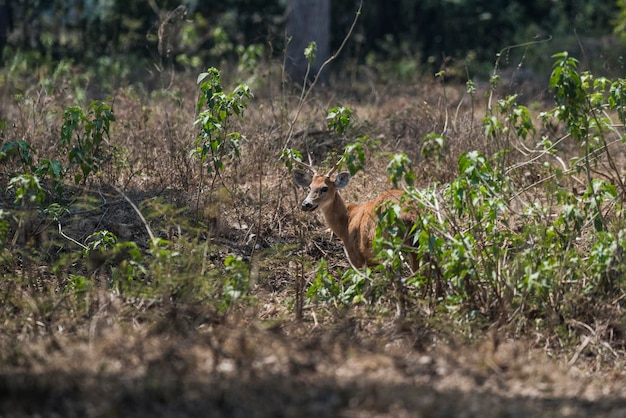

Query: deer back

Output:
[344, 189, 410, 267]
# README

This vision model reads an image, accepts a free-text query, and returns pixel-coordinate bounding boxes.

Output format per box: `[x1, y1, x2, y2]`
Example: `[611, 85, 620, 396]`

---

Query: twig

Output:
[115, 188, 158, 246]
[505, 133, 571, 174]
[567, 336, 590, 366]
[487, 36, 553, 112]
[281, 0, 363, 153]
[58, 223, 88, 250]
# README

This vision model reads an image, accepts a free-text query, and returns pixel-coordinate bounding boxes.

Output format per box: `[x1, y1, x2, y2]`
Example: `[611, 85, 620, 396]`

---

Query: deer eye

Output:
[320, 186, 328, 193]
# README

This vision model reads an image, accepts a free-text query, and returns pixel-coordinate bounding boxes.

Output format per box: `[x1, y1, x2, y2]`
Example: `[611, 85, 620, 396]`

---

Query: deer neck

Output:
[321, 193, 351, 242]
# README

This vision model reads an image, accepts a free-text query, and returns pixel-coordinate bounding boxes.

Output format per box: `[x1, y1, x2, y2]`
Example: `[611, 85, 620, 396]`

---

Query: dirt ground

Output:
[1, 300, 626, 418]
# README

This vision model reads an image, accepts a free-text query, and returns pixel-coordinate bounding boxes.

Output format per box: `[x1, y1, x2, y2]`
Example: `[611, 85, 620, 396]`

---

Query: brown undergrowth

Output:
[1, 65, 626, 417]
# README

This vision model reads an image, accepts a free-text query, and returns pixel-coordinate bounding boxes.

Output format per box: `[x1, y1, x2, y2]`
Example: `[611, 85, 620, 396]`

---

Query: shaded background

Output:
[1, 0, 624, 82]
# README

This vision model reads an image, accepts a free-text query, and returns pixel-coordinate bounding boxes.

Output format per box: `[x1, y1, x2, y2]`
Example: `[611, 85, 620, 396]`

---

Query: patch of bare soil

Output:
[1, 307, 625, 418]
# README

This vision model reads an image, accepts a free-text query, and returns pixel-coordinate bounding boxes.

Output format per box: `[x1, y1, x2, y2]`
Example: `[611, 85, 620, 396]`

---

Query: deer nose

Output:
[301, 201, 316, 211]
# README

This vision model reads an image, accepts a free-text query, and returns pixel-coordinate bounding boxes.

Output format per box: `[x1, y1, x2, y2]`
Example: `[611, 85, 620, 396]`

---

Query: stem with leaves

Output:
[281, 0, 363, 153]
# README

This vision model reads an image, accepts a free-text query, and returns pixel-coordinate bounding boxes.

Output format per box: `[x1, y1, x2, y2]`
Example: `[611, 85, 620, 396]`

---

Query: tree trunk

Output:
[0, 0, 12, 62]
[285, 0, 330, 85]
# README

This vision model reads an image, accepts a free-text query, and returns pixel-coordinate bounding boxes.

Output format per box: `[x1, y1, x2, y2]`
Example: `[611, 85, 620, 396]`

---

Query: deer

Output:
[292, 158, 419, 272]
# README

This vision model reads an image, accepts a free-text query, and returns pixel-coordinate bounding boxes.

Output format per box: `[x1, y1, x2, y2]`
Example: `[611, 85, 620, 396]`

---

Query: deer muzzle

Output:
[301, 199, 317, 212]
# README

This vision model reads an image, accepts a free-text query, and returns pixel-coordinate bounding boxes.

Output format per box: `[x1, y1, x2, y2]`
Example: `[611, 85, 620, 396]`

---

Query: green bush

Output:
[305, 52, 626, 333]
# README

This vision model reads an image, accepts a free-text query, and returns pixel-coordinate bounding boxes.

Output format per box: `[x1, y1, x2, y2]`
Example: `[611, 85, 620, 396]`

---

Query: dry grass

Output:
[1, 64, 626, 417]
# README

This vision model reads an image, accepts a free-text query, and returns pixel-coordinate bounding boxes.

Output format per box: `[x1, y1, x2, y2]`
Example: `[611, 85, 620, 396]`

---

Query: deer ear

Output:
[292, 169, 313, 188]
[334, 172, 351, 189]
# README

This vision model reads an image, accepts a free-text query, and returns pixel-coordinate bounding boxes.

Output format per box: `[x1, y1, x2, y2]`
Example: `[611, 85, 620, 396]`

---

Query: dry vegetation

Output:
[1, 61, 626, 417]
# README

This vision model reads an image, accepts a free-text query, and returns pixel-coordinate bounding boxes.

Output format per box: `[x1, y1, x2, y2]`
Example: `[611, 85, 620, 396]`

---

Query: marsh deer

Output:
[292, 158, 418, 271]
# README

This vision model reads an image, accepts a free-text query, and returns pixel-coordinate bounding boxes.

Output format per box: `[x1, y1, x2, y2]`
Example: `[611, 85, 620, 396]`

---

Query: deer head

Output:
[291, 156, 349, 212]
[292, 169, 350, 212]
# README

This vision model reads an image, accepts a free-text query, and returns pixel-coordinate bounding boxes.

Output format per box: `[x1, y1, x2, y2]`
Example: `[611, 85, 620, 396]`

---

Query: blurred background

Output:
[1, 0, 624, 85]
